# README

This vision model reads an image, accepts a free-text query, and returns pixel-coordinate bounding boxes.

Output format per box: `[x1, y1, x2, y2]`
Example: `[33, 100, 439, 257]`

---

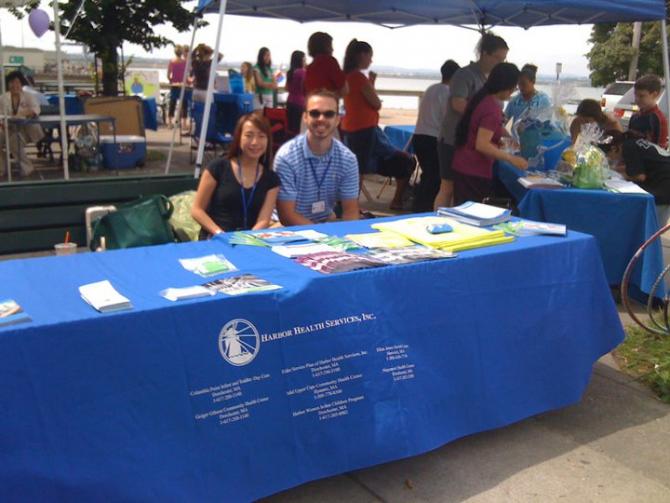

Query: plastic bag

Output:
[571, 122, 607, 189]
[511, 83, 570, 170]
[169, 190, 199, 242]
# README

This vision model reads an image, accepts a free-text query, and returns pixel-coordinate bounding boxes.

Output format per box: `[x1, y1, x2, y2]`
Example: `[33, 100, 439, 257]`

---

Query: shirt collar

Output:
[301, 134, 335, 161]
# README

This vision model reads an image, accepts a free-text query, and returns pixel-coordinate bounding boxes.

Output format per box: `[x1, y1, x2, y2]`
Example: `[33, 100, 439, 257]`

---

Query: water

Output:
[133, 66, 603, 112]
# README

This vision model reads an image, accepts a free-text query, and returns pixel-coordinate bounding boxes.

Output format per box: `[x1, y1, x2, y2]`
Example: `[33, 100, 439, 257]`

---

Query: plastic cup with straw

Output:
[54, 231, 77, 256]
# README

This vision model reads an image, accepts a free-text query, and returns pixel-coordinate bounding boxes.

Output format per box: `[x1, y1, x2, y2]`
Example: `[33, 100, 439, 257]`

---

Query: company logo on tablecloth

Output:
[218, 319, 260, 366]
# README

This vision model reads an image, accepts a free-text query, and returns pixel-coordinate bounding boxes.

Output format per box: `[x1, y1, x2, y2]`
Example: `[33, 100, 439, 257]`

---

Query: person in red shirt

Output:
[304, 32, 347, 97]
[340, 39, 415, 210]
[452, 63, 528, 204]
[629, 74, 668, 149]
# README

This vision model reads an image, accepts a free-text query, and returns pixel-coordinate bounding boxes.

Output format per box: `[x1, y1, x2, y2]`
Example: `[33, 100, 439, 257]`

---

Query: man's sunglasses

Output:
[307, 109, 337, 119]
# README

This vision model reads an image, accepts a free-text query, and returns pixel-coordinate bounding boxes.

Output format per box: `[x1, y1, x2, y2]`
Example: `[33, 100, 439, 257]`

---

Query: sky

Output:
[0, 3, 595, 78]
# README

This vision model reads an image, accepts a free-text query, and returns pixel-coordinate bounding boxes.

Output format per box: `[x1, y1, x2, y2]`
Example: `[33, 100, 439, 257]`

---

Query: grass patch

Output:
[614, 325, 670, 403]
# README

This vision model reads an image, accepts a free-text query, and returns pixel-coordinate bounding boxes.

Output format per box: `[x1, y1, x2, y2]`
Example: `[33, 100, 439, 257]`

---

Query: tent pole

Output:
[194, 0, 228, 180]
[0, 21, 13, 182]
[661, 20, 670, 148]
[53, 0, 70, 180]
[165, 19, 199, 174]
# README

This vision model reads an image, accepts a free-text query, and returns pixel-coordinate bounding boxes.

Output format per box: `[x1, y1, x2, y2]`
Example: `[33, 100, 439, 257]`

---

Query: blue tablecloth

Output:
[142, 97, 158, 131]
[0, 216, 623, 501]
[496, 161, 665, 297]
[384, 124, 415, 153]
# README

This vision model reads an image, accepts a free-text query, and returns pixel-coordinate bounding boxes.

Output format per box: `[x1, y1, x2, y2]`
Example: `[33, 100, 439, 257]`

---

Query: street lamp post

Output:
[555, 62, 563, 82]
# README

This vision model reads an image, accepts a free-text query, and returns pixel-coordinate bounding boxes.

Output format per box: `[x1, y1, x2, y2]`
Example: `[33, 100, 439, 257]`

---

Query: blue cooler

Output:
[100, 135, 147, 169]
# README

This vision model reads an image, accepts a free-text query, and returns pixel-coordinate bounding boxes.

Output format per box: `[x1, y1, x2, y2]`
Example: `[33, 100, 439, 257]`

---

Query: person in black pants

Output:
[411, 60, 460, 211]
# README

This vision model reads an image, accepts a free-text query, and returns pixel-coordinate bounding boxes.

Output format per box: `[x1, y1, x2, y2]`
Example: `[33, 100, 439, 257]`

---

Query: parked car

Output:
[613, 85, 667, 129]
[600, 81, 634, 112]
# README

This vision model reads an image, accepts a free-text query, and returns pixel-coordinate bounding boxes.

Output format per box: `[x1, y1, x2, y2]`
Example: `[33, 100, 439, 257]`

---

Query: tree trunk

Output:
[99, 46, 119, 96]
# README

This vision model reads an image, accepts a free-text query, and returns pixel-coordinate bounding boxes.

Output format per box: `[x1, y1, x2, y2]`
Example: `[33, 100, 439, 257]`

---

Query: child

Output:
[629, 74, 668, 149]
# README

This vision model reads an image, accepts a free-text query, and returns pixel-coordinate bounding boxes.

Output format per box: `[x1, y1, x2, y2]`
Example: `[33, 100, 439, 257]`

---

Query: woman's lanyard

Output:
[308, 156, 332, 201]
[237, 159, 260, 229]
[11, 95, 20, 116]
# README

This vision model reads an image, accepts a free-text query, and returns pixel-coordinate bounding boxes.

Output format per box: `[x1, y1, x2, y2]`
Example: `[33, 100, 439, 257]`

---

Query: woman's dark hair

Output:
[256, 47, 271, 78]
[455, 62, 520, 147]
[476, 32, 508, 57]
[227, 112, 273, 166]
[307, 32, 332, 57]
[576, 99, 607, 124]
[597, 129, 644, 153]
[343, 39, 372, 73]
[520, 64, 538, 83]
[287, 50, 305, 86]
[5, 70, 27, 88]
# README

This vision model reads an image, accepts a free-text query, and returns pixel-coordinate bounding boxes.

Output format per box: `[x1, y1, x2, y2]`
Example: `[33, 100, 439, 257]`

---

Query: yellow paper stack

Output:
[372, 216, 514, 252]
[345, 232, 415, 249]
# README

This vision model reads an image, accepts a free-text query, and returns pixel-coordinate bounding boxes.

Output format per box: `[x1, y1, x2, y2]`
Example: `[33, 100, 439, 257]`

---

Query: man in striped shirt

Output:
[275, 90, 360, 225]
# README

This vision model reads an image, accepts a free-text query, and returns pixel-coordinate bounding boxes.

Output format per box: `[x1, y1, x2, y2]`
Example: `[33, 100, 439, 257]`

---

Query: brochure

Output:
[295, 251, 386, 274]
[160, 286, 215, 302]
[179, 254, 238, 277]
[366, 246, 457, 264]
[0, 299, 31, 327]
[203, 274, 282, 296]
[437, 201, 512, 226]
[345, 232, 415, 249]
[271, 243, 336, 258]
[248, 230, 308, 245]
[496, 220, 567, 237]
[604, 179, 649, 195]
[518, 175, 564, 189]
[79, 280, 132, 313]
[314, 236, 361, 251]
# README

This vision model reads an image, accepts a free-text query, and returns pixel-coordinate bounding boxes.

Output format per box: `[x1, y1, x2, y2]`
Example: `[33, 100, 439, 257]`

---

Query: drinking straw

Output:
[64, 231, 70, 244]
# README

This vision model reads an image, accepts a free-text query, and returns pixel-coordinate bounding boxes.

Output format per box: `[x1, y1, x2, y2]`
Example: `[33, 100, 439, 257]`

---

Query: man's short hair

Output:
[440, 60, 460, 82]
[305, 89, 339, 109]
[635, 74, 662, 94]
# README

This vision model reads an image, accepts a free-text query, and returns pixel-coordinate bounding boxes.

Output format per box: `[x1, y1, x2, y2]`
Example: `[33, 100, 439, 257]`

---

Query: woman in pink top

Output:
[285, 50, 306, 134]
[452, 62, 528, 205]
[167, 45, 187, 129]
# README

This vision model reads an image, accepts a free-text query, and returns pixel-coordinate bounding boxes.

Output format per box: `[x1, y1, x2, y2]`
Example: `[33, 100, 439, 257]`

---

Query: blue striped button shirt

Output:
[275, 134, 359, 222]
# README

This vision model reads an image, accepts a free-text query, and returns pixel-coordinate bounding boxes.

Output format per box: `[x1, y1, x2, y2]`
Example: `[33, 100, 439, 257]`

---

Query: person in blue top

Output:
[504, 64, 551, 123]
[274, 89, 360, 225]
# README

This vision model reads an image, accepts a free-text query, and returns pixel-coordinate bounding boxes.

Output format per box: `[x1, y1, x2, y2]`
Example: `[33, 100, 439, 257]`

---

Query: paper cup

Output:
[54, 242, 77, 256]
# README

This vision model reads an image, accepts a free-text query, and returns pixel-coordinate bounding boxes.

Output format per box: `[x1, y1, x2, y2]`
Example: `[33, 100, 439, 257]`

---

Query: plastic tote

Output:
[100, 135, 147, 169]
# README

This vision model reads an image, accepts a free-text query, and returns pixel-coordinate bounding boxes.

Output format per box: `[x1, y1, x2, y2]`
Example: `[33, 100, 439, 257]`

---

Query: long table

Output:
[496, 160, 665, 297]
[0, 216, 623, 501]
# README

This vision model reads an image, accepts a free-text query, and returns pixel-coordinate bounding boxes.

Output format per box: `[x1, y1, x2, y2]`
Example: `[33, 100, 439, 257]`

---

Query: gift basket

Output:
[511, 83, 571, 171]
[564, 122, 607, 189]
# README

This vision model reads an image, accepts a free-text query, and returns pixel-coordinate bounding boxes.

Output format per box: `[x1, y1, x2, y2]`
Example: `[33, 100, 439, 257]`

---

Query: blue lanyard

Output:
[308, 156, 332, 200]
[237, 159, 260, 229]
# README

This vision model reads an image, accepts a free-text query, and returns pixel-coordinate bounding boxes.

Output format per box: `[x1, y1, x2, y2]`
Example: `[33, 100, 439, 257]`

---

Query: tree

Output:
[586, 4, 670, 86]
[19, 1, 199, 95]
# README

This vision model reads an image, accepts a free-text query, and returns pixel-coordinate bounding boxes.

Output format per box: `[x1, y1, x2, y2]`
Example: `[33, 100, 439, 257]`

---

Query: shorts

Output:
[438, 141, 455, 180]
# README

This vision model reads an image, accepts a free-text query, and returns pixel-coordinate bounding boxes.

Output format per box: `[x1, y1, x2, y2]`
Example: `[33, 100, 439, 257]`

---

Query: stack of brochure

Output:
[604, 179, 649, 195]
[295, 251, 386, 274]
[271, 243, 336, 258]
[366, 247, 456, 265]
[79, 280, 132, 313]
[0, 299, 31, 327]
[437, 201, 512, 227]
[372, 216, 514, 252]
[203, 274, 282, 296]
[495, 219, 567, 237]
[229, 229, 328, 247]
[518, 175, 564, 189]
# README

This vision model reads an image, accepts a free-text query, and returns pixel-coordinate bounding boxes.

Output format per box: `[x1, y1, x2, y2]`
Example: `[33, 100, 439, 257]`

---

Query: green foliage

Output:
[615, 325, 670, 403]
[587, 5, 670, 87]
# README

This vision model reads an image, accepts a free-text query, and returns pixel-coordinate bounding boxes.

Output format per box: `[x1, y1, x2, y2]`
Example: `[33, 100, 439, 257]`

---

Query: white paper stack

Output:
[437, 201, 512, 226]
[79, 280, 132, 313]
[160, 286, 215, 302]
[604, 179, 649, 195]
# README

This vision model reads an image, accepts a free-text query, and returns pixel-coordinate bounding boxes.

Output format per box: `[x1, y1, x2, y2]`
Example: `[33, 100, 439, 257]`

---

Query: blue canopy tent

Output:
[174, 0, 668, 175]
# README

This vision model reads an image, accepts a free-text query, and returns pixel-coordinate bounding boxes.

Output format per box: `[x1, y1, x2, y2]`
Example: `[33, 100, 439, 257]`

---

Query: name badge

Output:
[311, 200, 326, 214]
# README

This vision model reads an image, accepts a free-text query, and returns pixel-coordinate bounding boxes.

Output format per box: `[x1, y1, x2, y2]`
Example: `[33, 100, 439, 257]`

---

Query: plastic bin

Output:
[100, 135, 147, 169]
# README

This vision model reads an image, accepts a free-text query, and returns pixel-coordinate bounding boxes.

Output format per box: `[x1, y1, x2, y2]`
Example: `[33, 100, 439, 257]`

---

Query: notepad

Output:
[79, 280, 132, 313]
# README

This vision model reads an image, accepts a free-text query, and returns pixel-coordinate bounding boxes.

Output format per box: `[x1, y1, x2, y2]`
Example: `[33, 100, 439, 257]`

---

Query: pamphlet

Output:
[79, 280, 132, 313]
[179, 254, 238, 277]
[437, 201, 512, 226]
[604, 179, 649, 195]
[496, 219, 567, 237]
[295, 251, 386, 274]
[160, 286, 215, 302]
[0, 299, 31, 327]
[248, 230, 307, 245]
[366, 246, 457, 264]
[345, 232, 414, 249]
[203, 274, 282, 296]
[271, 243, 336, 258]
[518, 175, 564, 189]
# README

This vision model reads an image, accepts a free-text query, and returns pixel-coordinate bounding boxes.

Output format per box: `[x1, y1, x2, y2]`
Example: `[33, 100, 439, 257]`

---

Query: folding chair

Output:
[263, 107, 293, 154]
[190, 101, 233, 163]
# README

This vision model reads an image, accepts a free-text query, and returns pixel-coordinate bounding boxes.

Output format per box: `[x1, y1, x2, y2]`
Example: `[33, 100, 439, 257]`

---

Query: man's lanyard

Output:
[308, 156, 332, 200]
[237, 159, 260, 229]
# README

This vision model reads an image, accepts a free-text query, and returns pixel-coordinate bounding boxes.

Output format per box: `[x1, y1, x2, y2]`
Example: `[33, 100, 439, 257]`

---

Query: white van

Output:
[600, 81, 635, 112]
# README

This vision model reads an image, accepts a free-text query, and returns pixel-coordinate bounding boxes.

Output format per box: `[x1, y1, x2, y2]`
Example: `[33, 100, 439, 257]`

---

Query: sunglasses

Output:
[307, 109, 337, 119]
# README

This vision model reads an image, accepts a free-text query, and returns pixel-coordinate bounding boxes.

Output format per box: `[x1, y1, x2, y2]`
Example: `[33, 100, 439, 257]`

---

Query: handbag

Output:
[90, 195, 176, 250]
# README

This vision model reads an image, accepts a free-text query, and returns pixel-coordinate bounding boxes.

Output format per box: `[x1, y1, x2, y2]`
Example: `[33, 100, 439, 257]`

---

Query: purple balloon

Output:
[28, 9, 50, 38]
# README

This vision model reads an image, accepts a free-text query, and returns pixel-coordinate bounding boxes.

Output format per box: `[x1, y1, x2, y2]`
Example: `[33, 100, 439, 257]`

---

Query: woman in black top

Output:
[192, 112, 280, 238]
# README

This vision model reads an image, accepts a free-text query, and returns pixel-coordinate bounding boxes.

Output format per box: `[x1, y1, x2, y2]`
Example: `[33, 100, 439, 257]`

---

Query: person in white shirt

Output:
[0, 71, 43, 178]
[412, 60, 460, 212]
